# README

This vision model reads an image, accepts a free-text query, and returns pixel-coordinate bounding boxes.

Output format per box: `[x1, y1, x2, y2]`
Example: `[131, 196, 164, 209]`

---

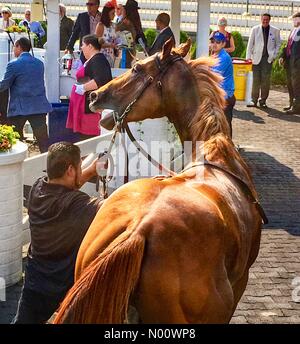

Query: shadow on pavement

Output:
[234, 109, 265, 124]
[241, 150, 300, 236]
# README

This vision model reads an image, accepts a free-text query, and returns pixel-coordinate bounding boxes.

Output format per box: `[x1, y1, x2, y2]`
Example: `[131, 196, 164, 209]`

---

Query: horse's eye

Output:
[132, 65, 141, 73]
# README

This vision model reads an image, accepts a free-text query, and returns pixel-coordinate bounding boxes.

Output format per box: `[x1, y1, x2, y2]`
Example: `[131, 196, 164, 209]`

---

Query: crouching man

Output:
[13, 142, 102, 323]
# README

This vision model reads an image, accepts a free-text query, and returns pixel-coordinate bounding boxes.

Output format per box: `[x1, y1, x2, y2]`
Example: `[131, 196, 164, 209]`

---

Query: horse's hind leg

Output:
[134, 256, 235, 324]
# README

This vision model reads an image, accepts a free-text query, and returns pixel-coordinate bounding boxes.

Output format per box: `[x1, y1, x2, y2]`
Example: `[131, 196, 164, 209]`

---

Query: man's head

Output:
[155, 13, 170, 31]
[209, 31, 226, 54]
[59, 3, 67, 18]
[261, 13, 271, 28]
[86, 0, 100, 15]
[292, 12, 300, 28]
[14, 37, 31, 57]
[217, 17, 228, 29]
[24, 9, 31, 21]
[116, 4, 124, 17]
[47, 142, 82, 189]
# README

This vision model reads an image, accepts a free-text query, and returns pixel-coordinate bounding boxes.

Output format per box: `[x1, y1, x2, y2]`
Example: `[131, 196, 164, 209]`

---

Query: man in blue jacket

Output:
[0, 37, 52, 152]
[210, 31, 235, 137]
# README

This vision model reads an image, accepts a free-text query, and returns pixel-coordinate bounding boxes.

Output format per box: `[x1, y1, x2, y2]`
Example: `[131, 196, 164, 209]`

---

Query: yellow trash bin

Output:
[232, 58, 252, 101]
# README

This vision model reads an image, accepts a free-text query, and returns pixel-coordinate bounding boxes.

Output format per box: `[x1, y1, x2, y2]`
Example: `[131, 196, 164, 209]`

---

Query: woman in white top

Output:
[1, 7, 15, 30]
[95, 1, 117, 67]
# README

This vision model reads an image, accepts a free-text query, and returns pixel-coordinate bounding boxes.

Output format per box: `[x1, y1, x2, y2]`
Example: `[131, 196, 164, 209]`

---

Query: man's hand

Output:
[75, 84, 85, 95]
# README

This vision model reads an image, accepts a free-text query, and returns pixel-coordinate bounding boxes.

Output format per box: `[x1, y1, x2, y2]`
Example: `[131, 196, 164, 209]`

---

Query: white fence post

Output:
[0, 142, 28, 287]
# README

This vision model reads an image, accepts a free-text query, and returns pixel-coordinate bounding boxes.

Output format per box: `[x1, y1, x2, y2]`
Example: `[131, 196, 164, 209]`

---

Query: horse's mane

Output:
[180, 56, 254, 191]
[185, 57, 230, 142]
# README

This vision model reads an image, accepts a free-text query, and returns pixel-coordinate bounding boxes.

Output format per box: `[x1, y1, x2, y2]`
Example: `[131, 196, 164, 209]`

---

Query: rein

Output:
[97, 53, 181, 198]
[182, 160, 268, 224]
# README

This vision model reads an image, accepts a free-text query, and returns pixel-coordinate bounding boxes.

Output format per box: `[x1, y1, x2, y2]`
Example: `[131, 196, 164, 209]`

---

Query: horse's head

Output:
[90, 38, 192, 130]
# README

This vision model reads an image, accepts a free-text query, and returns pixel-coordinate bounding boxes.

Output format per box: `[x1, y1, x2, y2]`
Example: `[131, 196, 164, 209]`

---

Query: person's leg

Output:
[251, 63, 261, 105]
[291, 62, 300, 113]
[224, 95, 236, 138]
[260, 56, 272, 105]
[12, 288, 38, 324]
[12, 288, 63, 324]
[7, 116, 27, 141]
[284, 64, 294, 110]
[27, 114, 49, 153]
[0, 90, 9, 125]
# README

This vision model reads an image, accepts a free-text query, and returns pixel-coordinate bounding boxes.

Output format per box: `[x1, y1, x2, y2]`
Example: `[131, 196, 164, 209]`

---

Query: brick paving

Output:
[1, 89, 300, 324]
[231, 89, 300, 324]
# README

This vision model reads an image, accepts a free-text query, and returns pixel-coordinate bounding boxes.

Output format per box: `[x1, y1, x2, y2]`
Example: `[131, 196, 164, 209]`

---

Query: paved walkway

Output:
[1, 89, 300, 324]
[231, 89, 300, 324]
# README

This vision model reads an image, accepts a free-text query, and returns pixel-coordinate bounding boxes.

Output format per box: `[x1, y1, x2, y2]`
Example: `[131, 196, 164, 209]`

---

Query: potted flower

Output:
[6, 25, 27, 34]
[0, 124, 20, 152]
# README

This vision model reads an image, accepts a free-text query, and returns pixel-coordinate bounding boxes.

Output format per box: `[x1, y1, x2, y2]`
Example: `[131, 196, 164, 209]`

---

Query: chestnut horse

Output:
[54, 39, 263, 324]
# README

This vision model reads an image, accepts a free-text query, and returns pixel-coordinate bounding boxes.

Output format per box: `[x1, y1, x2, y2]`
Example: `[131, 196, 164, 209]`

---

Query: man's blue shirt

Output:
[211, 48, 235, 99]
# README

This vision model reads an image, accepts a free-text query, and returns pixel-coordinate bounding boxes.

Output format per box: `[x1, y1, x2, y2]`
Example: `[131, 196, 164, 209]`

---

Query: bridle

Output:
[113, 53, 183, 123]
[95, 53, 269, 224]
[97, 53, 182, 197]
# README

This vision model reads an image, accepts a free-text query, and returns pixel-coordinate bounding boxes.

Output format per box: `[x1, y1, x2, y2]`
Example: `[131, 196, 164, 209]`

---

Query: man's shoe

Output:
[259, 101, 268, 108]
[283, 105, 292, 111]
[286, 108, 300, 115]
[247, 101, 257, 108]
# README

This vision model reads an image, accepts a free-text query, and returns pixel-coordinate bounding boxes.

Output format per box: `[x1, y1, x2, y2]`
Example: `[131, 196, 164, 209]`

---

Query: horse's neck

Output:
[195, 134, 255, 191]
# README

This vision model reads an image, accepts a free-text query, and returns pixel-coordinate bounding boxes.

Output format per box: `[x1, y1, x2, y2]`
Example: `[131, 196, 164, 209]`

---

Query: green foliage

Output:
[0, 125, 20, 152]
[271, 41, 287, 85]
[231, 31, 246, 58]
[240, 48, 246, 58]
[190, 41, 197, 59]
[180, 30, 188, 43]
[144, 28, 157, 48]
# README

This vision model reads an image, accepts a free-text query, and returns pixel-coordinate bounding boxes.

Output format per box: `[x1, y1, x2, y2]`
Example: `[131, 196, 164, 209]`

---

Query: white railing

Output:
[22, 133, 113, 246]
[1, 0, 300, 39]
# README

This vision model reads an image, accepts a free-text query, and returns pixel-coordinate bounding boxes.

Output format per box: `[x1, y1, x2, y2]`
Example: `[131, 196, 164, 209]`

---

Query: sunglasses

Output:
[2, 11, 9, 14]
[211, 39, 223, 44]
[86, 2, 97, 5]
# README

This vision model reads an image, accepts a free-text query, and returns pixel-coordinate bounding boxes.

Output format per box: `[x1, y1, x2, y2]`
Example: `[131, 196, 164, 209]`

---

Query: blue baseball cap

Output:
[210, 31, 226, 42]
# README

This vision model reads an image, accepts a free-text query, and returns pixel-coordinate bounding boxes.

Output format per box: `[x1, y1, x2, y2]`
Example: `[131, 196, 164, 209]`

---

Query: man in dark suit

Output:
[280, 12, 300, 114]
[59, 4, 74, 51]
[65, 0, 101, 54]
[148, 13, 175, 56]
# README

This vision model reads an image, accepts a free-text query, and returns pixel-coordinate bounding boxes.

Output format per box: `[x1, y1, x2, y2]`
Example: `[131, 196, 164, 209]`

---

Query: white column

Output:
[170, 0, 181, 47]
[0, 142, 28, 287]
[196, 0, 211, 57]
[45, 0, 60, 103]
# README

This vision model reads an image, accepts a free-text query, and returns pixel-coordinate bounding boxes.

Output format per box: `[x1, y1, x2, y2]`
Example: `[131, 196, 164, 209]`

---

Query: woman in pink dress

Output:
[66, 34, 112, 141]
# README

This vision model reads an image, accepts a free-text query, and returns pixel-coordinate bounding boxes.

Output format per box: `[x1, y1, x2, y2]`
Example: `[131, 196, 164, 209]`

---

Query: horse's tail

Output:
[54, 231, 145, 323]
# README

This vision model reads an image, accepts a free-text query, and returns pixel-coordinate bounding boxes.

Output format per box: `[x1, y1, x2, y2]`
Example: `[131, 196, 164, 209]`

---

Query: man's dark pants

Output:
[252, 55, 273, 104]
[8, 114, 49, 153]
[12, 287, 62, 324]
[224, 95, 236, 138]
[285, 60, 294, 107]
[290, 58, 300, 111]
[0, 90, 9, 124]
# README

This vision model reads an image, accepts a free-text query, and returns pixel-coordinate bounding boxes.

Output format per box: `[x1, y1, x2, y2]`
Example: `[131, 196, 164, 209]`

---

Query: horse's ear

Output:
[174, 38, 192, 58]
[161, 38, 174, 60]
